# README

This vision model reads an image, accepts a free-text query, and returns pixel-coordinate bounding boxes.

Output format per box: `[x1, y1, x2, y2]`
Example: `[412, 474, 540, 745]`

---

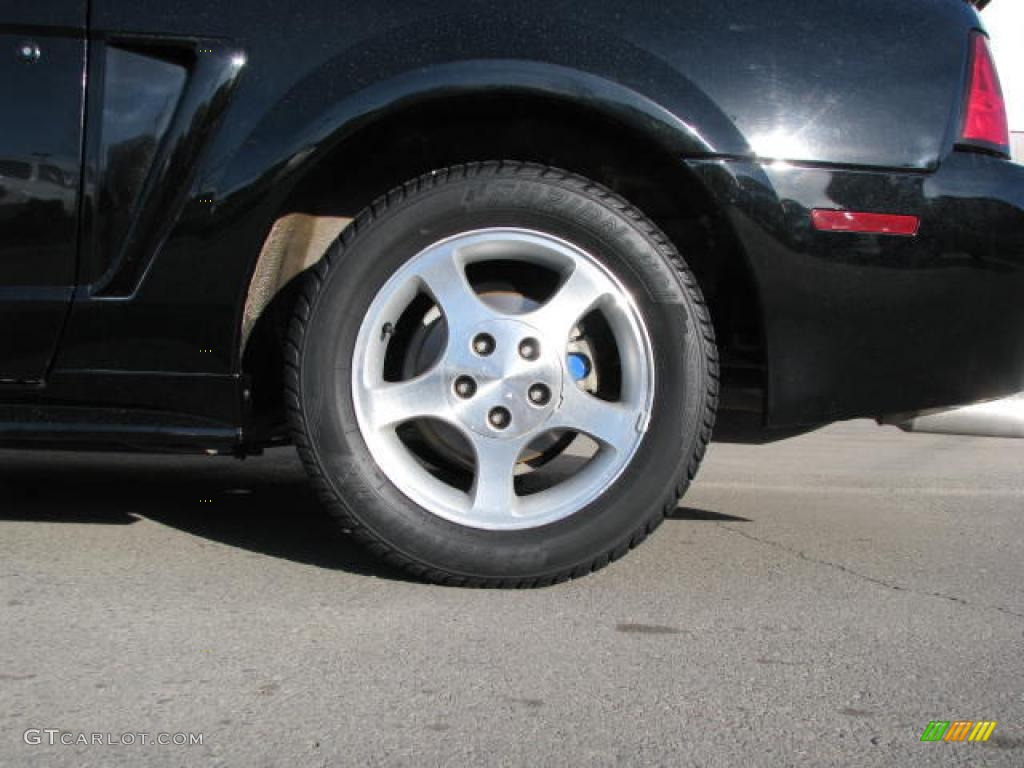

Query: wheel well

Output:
[242, 93, 765, 442]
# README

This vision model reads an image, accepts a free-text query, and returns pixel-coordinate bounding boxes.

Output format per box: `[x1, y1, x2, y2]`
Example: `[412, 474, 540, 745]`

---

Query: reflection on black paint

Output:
[0, 34, 82, 284]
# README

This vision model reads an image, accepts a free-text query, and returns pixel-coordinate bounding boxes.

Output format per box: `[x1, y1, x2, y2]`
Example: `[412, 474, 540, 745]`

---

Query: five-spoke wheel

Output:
[352, 229, 654, 530]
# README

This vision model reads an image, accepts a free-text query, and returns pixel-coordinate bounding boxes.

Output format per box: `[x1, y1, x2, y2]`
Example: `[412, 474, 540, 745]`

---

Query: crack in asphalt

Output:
[714, 523, 1024, 622]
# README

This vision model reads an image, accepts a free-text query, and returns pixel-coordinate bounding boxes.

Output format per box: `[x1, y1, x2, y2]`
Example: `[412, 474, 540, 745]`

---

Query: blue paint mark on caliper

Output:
[567, 353, 591, 381]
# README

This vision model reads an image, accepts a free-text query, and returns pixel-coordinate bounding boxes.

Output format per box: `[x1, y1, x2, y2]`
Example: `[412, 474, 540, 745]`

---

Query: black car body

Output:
[1, 0, 1020, 582]
[2, 0, 1019, 446]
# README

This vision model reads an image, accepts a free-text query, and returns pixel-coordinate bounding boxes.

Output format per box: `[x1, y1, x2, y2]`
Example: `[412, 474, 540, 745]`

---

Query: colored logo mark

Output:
[920, 720, 996, 743]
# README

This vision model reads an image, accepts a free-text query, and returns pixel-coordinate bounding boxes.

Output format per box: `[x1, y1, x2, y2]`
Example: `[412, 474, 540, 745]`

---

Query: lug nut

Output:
[488, 406, 511, 430]
[472, 333, 496, 356]
[454, 375, 477, 399]
[518, 338, 540, 361]
[527, 383, 551, 406]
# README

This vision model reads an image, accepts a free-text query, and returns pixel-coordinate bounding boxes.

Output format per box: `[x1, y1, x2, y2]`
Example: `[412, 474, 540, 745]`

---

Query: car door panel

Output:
[0, 1, 85, 383]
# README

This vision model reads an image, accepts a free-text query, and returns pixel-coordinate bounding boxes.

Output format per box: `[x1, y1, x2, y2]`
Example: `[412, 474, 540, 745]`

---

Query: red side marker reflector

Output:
[811, 209, 920, 237]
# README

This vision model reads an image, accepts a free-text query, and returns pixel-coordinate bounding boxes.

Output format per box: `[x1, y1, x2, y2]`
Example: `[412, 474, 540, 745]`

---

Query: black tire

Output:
[285, 162, 718, 587]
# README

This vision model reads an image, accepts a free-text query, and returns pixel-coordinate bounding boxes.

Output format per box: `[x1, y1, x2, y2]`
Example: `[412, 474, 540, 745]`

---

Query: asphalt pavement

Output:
[1, 419, 1022, 767]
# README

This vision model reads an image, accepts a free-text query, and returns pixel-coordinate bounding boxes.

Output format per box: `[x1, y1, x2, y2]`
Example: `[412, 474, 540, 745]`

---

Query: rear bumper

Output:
[687, 152, 1024, 426]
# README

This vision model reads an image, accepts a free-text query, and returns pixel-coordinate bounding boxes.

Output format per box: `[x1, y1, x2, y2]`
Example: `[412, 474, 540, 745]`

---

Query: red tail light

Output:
[959, 33, 1010, 155]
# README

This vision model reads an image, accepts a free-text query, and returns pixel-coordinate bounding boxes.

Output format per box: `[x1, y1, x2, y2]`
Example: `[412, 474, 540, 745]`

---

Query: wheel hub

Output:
[443, 318, 563, 440]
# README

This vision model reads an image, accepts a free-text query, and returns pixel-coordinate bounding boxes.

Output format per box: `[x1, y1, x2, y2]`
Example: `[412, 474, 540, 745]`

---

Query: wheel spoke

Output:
[551, 386, 641, 451]
[363, 369, 451, 431]
[415, 243, 494, 333]
[523, 265, 611, 343]
[469, 436, 526, 517]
